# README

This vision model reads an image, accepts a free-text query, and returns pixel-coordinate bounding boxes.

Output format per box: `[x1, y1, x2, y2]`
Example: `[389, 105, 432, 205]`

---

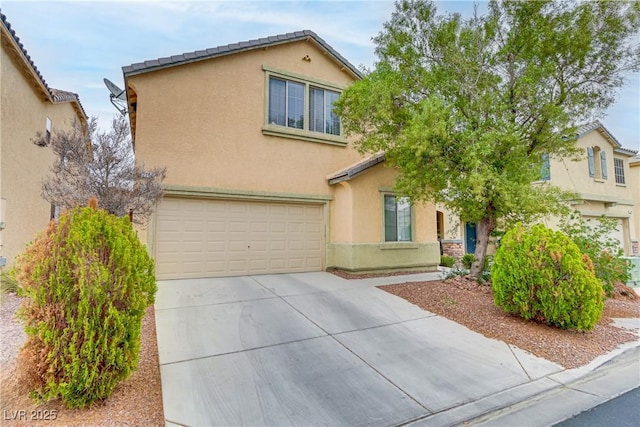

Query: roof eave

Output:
[1, 20, 52, 102]
[613, 147, 638, 157]
[327, 153, 386, 185]
[122, 30, 362, 80]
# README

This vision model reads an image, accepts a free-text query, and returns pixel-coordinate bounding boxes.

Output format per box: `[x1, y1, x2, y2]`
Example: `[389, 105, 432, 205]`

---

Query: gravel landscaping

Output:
[0, 293, 164, 426]
[381, 276, 640, 369]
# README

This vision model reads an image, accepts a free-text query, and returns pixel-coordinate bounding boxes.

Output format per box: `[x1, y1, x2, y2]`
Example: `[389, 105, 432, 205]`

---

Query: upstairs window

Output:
[384, 195, 412, 242]
[263, 67, 346, 145]
[45, 117, 52, 144]
[540, 153, 550, 181]
[268, 77, 304, 129]
[310, 87, 340, 135]
[614, 158, 625, 184]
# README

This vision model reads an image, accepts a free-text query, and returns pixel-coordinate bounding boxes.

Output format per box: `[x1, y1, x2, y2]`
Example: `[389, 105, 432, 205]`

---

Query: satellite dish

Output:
[103, 78, 127, 115]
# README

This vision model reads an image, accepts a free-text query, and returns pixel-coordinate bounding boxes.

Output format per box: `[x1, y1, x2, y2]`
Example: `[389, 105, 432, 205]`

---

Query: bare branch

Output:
[40, 116, 165, 224]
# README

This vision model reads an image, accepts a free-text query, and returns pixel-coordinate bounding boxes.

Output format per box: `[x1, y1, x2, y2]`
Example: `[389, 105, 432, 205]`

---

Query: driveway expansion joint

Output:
[260, 278, 437, 414]
[158, 334, 329, 366]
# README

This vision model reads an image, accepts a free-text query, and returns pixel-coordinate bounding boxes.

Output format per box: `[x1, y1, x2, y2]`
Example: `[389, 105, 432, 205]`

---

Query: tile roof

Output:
[327, 152, 386, 184]
[1, 10, 87, 119]
[122, 30, 362, 79]
[575, 120, 637, 156]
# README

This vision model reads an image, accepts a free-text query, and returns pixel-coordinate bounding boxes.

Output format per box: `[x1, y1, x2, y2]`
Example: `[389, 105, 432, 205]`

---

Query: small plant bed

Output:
[0, 293, 164, 426]
[381, 277, 639, 369]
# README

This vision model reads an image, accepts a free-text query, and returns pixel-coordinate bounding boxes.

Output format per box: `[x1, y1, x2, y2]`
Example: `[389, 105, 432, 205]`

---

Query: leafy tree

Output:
[34, 116, 165, 224]
[335, 0, 640, 277]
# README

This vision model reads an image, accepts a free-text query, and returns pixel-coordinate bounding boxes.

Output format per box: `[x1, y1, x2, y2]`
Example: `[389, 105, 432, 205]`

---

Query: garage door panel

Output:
[155, 198, 325, 279]
[306, 240, 322, 251]
[270, 240, 286, 251]
[270, 222, 286, 233]
[250, 221, 268, 232]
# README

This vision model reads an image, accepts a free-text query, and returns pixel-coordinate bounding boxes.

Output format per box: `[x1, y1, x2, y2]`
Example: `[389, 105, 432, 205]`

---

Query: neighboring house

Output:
[121, 30, 440, 280]
[439, 121, 639, 258]
[629, 155, 640, 255]
[0, 12, 87, 268]
[539, 121, 638, 256]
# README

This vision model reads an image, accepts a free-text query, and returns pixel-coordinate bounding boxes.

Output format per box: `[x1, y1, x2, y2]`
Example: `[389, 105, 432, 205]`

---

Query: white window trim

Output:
[262, 65, 347, 146]
[614, 157, 626, 185]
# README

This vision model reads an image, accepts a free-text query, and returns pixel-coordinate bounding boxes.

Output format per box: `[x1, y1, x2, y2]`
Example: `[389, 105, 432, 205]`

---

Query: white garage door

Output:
[584, 216, 626, 254]
[155, 198, 325, 280]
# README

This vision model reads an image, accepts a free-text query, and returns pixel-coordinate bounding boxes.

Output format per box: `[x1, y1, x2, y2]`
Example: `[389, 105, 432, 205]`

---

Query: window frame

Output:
[383, 194, 413, 242]
[540, 153, 550, 181]
[262, 66, 347, 146]
[614, 157, 626, 185]
[45, 117, 52, 144]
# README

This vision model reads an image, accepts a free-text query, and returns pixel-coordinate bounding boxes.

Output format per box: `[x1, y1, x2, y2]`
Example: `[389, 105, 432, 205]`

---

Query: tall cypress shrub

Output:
[15, 203, 156, 408]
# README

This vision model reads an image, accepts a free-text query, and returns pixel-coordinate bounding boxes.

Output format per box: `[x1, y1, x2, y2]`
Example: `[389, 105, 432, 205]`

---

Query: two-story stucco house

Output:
[539, 121, 638, 256]
[122, 30, 440, 280]
[438, 121, 639, 259]
[1, 12, 87, 268]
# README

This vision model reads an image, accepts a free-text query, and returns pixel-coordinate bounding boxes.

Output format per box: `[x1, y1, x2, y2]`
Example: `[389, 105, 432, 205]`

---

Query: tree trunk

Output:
[470, 216, 497, 278]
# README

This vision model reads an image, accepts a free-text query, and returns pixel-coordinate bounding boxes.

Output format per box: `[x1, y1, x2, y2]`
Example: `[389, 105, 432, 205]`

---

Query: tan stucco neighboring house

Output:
[437, 121, 639, 259]
[537, 121, 639, 256]
[630, 155, 640, 255]
[0, 12, 87, 268]
[122, 30, 440, 280]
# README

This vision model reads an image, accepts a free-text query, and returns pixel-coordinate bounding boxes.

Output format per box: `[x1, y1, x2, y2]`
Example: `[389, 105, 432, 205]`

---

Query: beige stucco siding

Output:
[545, 130, 636, 254]
[0, 43, 80, 266]
[548, 131, 634, 204]
[129, 40, 363, 197]
[327, 163, 439, 272]
[629, 158, 640, 254]
[346, 163, 436, 243]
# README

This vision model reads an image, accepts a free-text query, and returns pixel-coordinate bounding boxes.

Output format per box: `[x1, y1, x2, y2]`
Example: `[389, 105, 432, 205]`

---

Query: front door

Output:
[465, 223, 476, 254]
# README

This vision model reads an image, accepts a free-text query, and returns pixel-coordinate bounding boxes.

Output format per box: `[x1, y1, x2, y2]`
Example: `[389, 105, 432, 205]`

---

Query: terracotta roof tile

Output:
[574, 120, 637, 156]
[122, 30, 362, 79]
[327, 153, 387, 184]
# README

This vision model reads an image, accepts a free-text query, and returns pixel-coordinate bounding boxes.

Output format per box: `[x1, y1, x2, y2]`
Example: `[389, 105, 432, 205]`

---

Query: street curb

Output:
[402, 342, 640, 427]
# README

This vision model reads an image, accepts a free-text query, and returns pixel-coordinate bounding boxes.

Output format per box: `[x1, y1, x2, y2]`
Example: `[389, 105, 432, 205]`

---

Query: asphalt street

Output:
[554, 387, 640, 427]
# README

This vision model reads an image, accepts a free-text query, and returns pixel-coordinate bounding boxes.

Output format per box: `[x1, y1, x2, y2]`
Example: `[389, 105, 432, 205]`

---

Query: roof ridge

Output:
[122, 29, 361, 79]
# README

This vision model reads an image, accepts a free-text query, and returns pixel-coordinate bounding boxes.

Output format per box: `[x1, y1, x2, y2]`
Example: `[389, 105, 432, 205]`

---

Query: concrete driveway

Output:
[154, 272, 562, 426]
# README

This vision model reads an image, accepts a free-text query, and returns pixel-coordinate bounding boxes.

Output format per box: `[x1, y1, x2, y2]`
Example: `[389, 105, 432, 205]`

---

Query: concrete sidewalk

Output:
[154, 271, 640, 426]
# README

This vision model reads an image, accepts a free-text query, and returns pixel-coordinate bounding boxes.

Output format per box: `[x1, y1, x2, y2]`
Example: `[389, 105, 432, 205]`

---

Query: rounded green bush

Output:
[491, 223, 603, 331]
[15, 205, 156, 408]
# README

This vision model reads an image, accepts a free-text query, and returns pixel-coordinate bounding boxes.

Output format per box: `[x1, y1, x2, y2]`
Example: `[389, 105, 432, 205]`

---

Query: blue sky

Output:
[3, 0, 639, 151]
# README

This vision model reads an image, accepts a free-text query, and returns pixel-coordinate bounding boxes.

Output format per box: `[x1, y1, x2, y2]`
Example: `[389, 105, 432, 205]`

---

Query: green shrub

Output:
[491, 223, 603, 331]
[440, 255, 456, 267]
[560, 213, 631, 297]
[14, 205, 156, 408]
[0, 270, 20, 296]
[461, 254, 475, 269]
